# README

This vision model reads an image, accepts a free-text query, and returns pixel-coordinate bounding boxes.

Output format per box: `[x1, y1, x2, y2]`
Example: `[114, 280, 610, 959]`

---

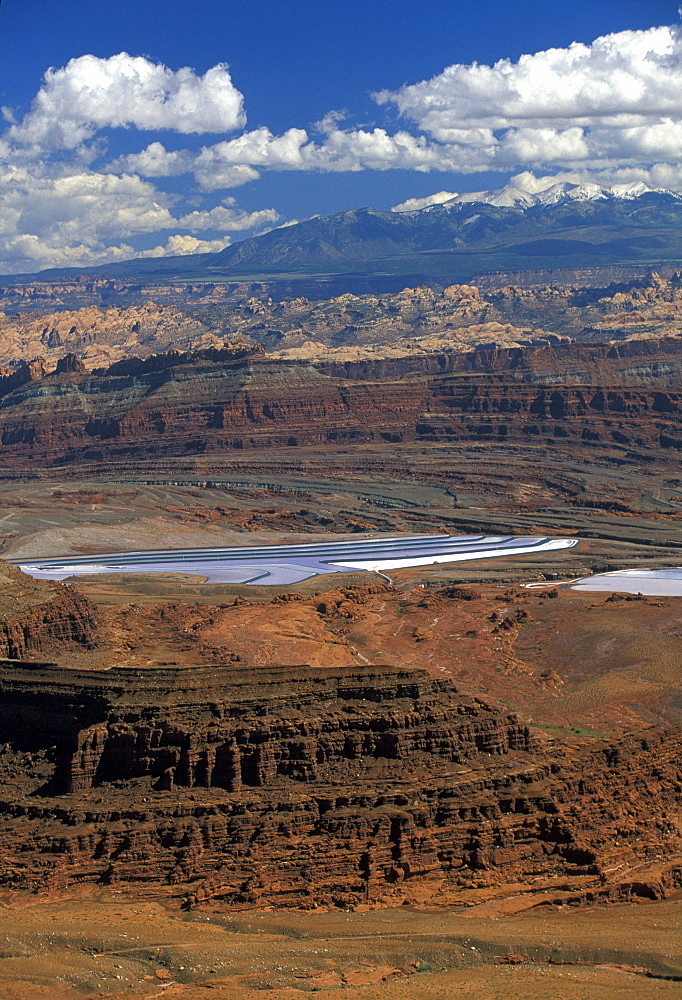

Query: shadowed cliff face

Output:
[0, 658, 678, 909]
[0, 340, 680, 465]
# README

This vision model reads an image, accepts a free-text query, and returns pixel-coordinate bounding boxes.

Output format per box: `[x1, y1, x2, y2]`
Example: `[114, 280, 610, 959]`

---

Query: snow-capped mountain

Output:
[14, 179, 682, 289]
[423, 180, 680, 213]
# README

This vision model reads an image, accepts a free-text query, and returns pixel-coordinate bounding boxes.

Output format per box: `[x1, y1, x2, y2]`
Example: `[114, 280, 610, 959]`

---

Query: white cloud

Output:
[618, 120, 682, 158]
[9, 53, 246, 151]
[497, 126, 590, 165]
[0, 162, 279, 273]
[0, 232, 138, 272]
[112, 141, 193, 177]
[194, 163, 261, 190]
[374, 26, 682, 174]
[376, 26, 682, 133]
[0, 230, 235, 272]
[136, 124, 494, 188]
[0, 52, 279, 272]
[116, 141, 262, 188]
[192, 128, 309, 189]
[302, 127, 449, 172]
[0, 166, 174, 244]
[177, 199, 279, 231]
[122, 24, 682, 185]
[391, 191, 459, 212]
[137, 234, 233, 257]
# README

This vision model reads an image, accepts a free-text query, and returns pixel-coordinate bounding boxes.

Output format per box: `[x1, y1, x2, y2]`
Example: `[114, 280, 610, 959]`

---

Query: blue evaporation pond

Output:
[16, 533, 579, 586]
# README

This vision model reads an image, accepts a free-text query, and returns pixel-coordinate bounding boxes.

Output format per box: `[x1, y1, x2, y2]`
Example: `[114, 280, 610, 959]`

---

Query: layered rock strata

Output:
[0, 565, 99, 659]
[0, 342, 680, 466]
[0, 660, 678, 907]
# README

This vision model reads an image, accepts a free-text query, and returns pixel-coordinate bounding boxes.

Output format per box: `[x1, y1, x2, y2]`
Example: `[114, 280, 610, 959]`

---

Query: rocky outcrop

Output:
[0, 301, 215, 370]
[0, 357, 48, 395]
[2, 272, 682, 369]
[0, 564, 99, 659]
[0, 662, 533, 794]
[418, 379, 682, 451]
[317, 336, 682, 386]
[0, 660, 677, 907]
[55, 352, 86, 374]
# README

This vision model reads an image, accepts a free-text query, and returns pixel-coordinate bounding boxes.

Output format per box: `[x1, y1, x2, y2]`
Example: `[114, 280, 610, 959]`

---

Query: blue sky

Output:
[0, 0, 678, 272]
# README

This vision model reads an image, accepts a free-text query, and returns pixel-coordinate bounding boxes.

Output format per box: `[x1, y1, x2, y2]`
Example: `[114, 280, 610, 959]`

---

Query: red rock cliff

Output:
[0, 344, 680, 465]
[0, 660, 677, 908]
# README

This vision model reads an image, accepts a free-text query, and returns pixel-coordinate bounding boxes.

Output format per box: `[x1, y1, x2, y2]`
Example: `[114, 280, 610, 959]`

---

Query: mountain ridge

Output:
[1, 183, 681, 292]
[396, 180, 681, 212]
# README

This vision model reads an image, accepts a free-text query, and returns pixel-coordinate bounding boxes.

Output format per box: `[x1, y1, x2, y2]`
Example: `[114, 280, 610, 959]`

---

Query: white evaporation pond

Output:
[17, 533, 580, 586]
[17, 560, 336, 586]
[334, 536, 578, 572]
[570, 568, 682, 597]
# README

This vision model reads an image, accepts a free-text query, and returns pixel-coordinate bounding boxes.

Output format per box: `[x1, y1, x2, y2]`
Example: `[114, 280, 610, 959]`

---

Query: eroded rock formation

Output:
[0, 301, 216, 370]
[0, 340, 680, 465]
[0, 659, 677, 907]
[0, 564, 99, 659]
[2, 272, 682, 370]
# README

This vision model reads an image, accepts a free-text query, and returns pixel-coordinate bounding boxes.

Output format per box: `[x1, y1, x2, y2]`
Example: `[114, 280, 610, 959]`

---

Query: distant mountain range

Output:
[5, 182, 682, 293]
[399, 180, 676, 211]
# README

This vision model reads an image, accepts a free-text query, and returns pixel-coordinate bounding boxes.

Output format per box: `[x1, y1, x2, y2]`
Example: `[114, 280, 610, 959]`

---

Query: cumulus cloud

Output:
[375, 25, 682, 174]
[497, 126, 589, 165]
[194, 162, 261, 190]
[177, 199, 279, 231]
[121, 27, 682, 187]
[0, 50, 283, 273]
[114, 128, 315, 190]
[376, 26, 682, 133]
[137, 234, 234, 257]
[9, 53, 246, 151]
[391, 191, 459, 212]
[618, 120, 682, 158]
[302, 127, 451, 172]
[112, 141, 194, 178]
[0, 167, 174, 245]
[135, 124, 495, 189]
[0, 231, 235, 272]
[604, 161, 682, 189]
[0, 161, 279, 273]
[0, 225, 142, 272]
[2, 27, 682, 273]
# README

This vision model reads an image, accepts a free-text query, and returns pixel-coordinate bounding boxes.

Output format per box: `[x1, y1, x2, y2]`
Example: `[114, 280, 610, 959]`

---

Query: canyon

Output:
[0, 270, 679, 999]
[0, 338, 680, 467]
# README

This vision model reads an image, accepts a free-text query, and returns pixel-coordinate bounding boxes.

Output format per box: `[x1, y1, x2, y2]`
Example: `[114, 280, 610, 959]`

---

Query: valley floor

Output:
[0, 890, 679, 999]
